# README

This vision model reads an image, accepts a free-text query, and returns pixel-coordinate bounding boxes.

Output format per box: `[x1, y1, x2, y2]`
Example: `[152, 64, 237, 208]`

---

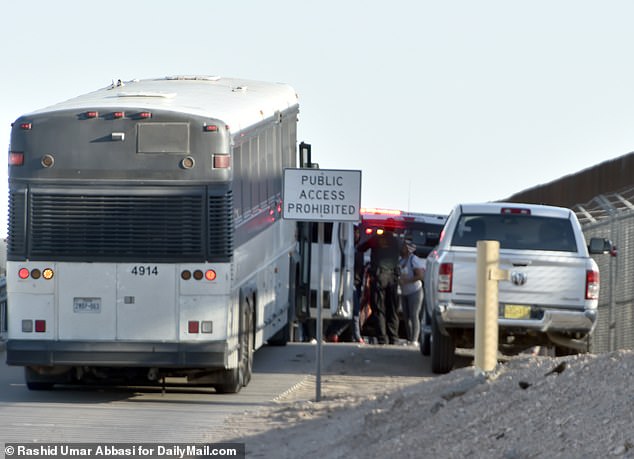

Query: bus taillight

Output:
[17, 267, 54, 280]
[213, 154, 230, 169]
[85, 111, 99, 119]
[20, 122, 32, 130]
[181, 269, 217, 281]
[188, 320, 212, 334]
[201, 321, 213, 333]
[9, 152, 24, 166]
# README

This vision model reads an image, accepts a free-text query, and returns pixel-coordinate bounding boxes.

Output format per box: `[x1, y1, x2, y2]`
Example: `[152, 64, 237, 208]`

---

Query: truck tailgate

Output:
[449, 249, 590, 309]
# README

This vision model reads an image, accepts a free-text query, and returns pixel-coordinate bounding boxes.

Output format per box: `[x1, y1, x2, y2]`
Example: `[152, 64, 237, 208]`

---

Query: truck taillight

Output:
[438, 263, 453, 292]
[586, 270, 600, 300]
[501, 207, 531, 215]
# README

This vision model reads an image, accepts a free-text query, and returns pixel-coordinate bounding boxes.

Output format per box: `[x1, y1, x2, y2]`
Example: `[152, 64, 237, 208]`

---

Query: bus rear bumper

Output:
[6, 340, 229, 368]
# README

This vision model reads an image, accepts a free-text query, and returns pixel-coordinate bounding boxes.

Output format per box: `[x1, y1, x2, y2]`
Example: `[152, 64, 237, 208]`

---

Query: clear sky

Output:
[3, 1, 634, 237]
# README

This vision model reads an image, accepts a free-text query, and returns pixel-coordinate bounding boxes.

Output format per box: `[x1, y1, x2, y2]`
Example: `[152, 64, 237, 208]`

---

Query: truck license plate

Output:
[73, 297, 101, 313]
[503, 304, 531, 319]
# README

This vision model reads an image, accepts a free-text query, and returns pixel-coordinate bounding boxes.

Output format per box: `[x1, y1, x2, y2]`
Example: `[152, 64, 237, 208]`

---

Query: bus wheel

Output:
[214, 368, 240, 394]
[25, 367, 55, 391]
[242, 304, 254, 386]
[215, 299, 254, 394]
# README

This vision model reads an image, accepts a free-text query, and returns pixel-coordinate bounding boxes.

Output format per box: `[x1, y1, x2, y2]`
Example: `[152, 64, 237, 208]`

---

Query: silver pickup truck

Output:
[422, 202, 611, 374]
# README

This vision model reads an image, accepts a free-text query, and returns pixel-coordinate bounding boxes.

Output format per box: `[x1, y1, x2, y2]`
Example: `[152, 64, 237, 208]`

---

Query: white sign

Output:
[283, 168, 362, 222]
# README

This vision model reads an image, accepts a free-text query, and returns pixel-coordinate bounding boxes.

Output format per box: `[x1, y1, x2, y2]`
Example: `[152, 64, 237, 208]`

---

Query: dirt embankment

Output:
[221, 345, 634, 458]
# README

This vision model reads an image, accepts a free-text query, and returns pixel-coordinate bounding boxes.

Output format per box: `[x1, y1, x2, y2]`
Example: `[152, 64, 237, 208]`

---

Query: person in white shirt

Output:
[398, 239, 425, 344]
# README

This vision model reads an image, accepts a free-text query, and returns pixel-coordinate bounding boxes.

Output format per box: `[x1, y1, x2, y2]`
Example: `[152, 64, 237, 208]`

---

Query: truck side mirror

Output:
[588, 237, 615, 256]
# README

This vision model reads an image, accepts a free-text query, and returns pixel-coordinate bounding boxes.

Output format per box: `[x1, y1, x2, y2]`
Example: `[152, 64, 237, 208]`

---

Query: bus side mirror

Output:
[588, 237, 615, 256]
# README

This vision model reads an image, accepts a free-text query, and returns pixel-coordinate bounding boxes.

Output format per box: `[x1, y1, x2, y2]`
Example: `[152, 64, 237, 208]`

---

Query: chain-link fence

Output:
[574, 187, 634, 352]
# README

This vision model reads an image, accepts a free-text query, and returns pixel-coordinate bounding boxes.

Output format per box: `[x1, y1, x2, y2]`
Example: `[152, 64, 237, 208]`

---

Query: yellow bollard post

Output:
[475, 240, 508, 375]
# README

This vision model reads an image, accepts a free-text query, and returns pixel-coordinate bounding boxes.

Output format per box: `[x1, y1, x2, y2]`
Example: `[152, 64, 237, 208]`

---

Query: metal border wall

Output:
[574, 187, 634, 352]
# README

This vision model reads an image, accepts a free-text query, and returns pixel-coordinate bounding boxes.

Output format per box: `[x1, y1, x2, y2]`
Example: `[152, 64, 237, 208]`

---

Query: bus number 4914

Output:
[131, 266, 159, 276]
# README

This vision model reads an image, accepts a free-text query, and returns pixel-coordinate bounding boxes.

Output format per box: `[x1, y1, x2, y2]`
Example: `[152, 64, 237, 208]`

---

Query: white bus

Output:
[6, 76, 299, 393]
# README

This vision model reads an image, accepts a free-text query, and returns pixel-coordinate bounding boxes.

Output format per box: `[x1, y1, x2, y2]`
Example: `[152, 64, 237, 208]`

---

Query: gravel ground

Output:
[221, 347, 634, 458]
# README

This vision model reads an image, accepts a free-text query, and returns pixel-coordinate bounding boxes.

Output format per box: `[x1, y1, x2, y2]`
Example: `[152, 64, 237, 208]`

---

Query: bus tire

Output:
[214, 368, 241, 394]
[25, 367, 55, 391]
[215, 299, 254, 394]
[242, 305, 254, 386]
[430, 314, 455, 374]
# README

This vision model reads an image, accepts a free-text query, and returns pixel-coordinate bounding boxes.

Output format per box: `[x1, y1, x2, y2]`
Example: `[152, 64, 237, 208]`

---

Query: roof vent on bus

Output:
[116, 92, 175, 99]
[165, 75, 221, 81]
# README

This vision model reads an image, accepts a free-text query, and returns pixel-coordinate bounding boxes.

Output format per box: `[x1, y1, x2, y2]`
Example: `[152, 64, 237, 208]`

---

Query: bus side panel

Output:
[57, 263, 117, 340]
[234, 220, 294, 348]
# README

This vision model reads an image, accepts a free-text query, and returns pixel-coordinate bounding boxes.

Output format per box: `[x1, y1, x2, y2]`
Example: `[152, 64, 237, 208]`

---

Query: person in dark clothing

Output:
[356, 230, 400, 344]
[352, 226, 365, 343]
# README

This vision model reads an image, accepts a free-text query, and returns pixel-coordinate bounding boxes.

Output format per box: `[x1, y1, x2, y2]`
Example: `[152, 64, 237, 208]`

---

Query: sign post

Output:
[283, 164, 361, 402]
[316, 221, 324, 400]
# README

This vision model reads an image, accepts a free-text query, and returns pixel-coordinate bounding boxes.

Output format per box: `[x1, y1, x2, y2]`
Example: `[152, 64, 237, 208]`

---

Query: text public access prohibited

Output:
[282, 168, 361, 222]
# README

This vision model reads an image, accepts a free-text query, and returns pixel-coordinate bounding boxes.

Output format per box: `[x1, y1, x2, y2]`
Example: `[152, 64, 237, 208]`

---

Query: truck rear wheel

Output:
[430, 315, 456, 374]
[420, 307, 431, 356]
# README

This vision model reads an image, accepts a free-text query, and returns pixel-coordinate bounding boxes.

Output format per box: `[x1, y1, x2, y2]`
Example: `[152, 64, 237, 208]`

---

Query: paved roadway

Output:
[0, 342, 439, 445]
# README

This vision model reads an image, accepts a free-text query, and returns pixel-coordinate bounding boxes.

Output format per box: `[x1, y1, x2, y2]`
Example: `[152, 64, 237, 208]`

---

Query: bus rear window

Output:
[452, 214, 578, 252]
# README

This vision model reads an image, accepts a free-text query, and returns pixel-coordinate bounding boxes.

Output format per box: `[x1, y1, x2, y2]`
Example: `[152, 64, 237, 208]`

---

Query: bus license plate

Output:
[73, 297, 101, 313]
[503, 304, 531, 320]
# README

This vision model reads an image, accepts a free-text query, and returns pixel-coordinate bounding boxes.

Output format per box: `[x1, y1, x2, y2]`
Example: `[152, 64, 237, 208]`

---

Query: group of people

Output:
[352, 228, 426, 345]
